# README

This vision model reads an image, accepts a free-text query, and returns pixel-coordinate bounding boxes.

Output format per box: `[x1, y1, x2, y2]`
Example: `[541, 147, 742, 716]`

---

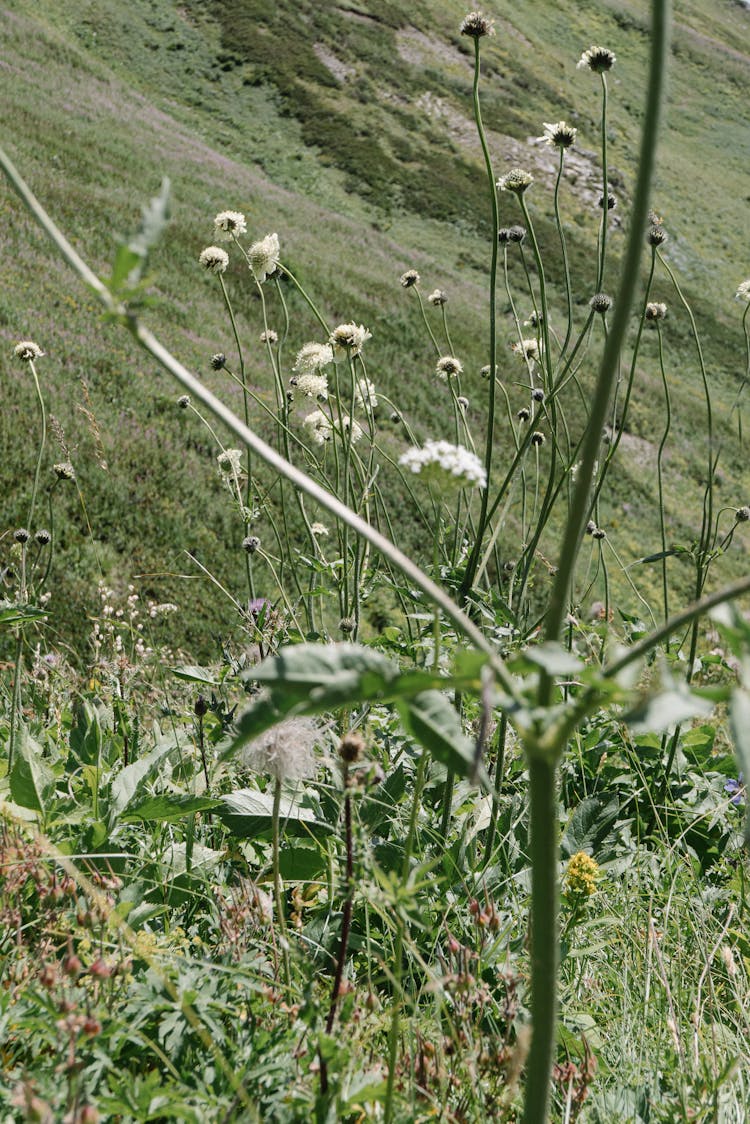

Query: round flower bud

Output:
[531, 388, 545, 403]
[339, 617, 356, 634]
[590, 292, 612, 313]
[531, 431, 546, 446]
[242, 535, 260, 554]
[399, 269, 420, 288]
[497, 168, 534, 195]
[735, 506, 750, 522]
[34, 529, 51, 546]
[177, 395, 191, 409]
[211, 353, 226, 370]
[13, 528, 30, 544]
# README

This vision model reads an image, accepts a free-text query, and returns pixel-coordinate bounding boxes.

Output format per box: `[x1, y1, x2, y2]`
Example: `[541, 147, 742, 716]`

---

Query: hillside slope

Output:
[1, 0, 748, 656]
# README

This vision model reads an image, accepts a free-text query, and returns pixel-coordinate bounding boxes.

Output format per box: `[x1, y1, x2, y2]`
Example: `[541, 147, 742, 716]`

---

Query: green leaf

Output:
[69, 697, 109, 767]
[0, 602, 49, 627]
[278, 841, 328, 881]
[729, 689, 750, 846]
[248, 642, 399, 700]
[396, 691, 474, 777]
[625, 687, 714, 734]
[217, 788, 334, 839]
[561, 797, 620, 858]
[122, 794, 221, 823]
[108, 737, 180, 823]
[170, 665, 219, 687]
[9, 729, 54, 812]
[522, 643, 583, 676]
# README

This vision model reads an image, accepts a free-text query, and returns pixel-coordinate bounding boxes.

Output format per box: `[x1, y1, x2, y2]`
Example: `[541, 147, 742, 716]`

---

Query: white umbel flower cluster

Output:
[213, 210, 247, 240]
[294, 342, 334, 373]
[399, 440, 487, 490]
[303, 409, 332, 445]
[248, 233, 280, 281]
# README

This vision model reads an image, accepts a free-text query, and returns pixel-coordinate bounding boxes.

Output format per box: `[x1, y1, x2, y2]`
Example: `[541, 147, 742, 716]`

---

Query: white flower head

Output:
[294, 342, 334, 373]
[330, 322, 372, 357]
[303, 409, 333, 445]
[213, 210, 247, 240]
[199, 246, 229, 274]
[399, 440, 486, 490]
[736, 280, 750, 304]
[428, 289, 447, 306]
[342, 416, 364, 444]
[239, 715, 321, 780]
[14, 341, 44, 362]
[540, 121, 577, 149]
[248, 233, 280, 281]
[399, 269, 420, 288]
[577, 46, 616, 73]
[310, 522, 329, 536]
[260, 329, 278, 344]
[497, 168, 534, 195]
[645, 301, 668, 321]
[512, 338, 540, 362]
[436, 355, 463, 380]
[295, 372, 329, 400]
[354, 377, 378, 413]
[217, 448, 244, 477]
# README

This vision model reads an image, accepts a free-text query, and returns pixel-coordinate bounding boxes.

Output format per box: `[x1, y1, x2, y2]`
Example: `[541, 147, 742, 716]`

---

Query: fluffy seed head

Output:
[497, 168, 534, 195]
[248, 233, 280, 281]
[198, 246, 229, 274]
[436, 355, 463, 380]
[577, 46, 616, 73]
[399, 269, 420, 288]
[239, 716, 320, 781]
[14, 341, 44, 362]
[540, 121, 577, 148]
[213, 210, 247, 240]
[459, 11, 495, 38]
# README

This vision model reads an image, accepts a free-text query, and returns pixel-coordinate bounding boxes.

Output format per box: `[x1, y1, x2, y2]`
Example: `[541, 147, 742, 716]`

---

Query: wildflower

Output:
[34, 529, 51, 546]
[531, 387, 545, 402]
[260, 329, 278, 344]
[342, 416, 364, 443]
[310, 522, 329, 536]
[497, 168, 534, 195]
[436, 355, 463, 380]
[645, 301, 668, 321]
[517, 407, 531, 422]
[566, 851, 600, 897]
[428, 289, 447, 305]
[586, 520, 597, 534]
[248, 233, 280, 281]
[53, 462, 76, 481]
[590, 292, 612, 313]
[213, 210, 247, 240]
[735, 280, 750, 303]
[13, 528, 30, 544]
[294, 342, 334, 373]
[14, 340, 44, 361]
[217, 448, 244, 477]
[592, 526, 606, 540]
[177, 394, 191, 408]
[508, 225, 526, 243]
[647, 225, 668, 246]
[295, 372, 329, 400]
[531, 431, 546, 446]
[399, 269, 420, 288]
[303, 409, 333, 445]
[399, 440, 487, 490]
[540, 121, 577, 148]
[480, 364, 497, 380]
[330, 322, 372, 356]
[249, 596, 271, 619]
[577, 46, 616, 73]
[460, 10, 495, 37]
[599, 192, 617, 210]
[354, 377, 378, 413]
[735, 506, 750, 522]
[242, 535, 260, 554]
[239, 716, 320, 780]
[512, 338, 540, 362]
[198, 246, 229, 274]
[724, 776, 744, 806]
[457, 396, 469, 410]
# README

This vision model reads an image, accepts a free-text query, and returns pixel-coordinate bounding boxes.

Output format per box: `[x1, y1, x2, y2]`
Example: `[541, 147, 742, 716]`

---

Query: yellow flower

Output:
[565, 852, 600, 898]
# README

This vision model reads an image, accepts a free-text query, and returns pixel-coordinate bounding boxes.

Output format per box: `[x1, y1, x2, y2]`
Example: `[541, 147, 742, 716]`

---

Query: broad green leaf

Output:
[170, 665, 219, 687]
[108, 737, 180, 823]
[728, 689, 750, 846]
[561, 797, 620, 858]
[9, 729, 54, 813]
[522, 643, 583, 677]
[122, 794, 221, 823]
[0, 602, 49, 627]
[217, 788, 334, 839]
[69, 697, 109, 767]
[161, 841, 223, 876]
[396, 691, 474, 777]
[278, 841, 328, 881]
[247, 642, 399, 701]
[625, 687, 714, 734]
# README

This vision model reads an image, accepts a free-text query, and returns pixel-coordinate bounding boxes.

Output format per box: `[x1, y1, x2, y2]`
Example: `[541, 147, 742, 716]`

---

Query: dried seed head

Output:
[735, 506, 750, 522]
[399, 269, 420, 288]
[590, 292, 612, 313]
[508, 225, 527, 243]
[517, 407, 531, 422]
[645, 302, 668, 321]
[242, 535, 261, 554]
[530, 431, 546, 446]
[436, 355, 463, 380]
[428, 289, 447, 306]
[497, 168, 534, 195]
[239, 716, 320, 781]
[339, 731, 365, 763]
[211, 353, 227, 370]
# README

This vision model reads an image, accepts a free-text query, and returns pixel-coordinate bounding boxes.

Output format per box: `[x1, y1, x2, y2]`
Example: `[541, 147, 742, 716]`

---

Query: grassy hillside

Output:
[1, 0, 749, 658]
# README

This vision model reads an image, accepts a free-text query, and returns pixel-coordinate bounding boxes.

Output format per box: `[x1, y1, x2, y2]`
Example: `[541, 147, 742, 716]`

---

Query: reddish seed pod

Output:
[63, 954, 83, 978]
[88, 958, 113, 980]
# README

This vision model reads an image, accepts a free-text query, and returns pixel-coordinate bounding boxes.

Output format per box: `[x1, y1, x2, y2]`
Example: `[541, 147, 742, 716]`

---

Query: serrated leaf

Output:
[9, 729, 54, 812]
[217, 788, 334, 838]
[396, 691, 474, 777]
[561, 797, 620, 858]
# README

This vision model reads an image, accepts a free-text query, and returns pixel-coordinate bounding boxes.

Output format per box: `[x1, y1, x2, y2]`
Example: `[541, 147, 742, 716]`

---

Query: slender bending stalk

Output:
[596, 74, 610, 292]
[524, 7, 671, 1122]
[655, 318, 672, 626]
[271, 778, 291, 989]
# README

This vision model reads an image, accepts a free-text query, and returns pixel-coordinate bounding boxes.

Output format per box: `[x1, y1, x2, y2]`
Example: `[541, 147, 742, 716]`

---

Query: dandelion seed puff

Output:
[198, 246, 229, 274]
[294, 342, 334, 373]
[735, 280, 750, 304]
[497, 168, 534, 195]
[577, 46, 616, 73]
[239, 715, 320, 780]
[399, 440, 486, 490]
[539, 121, 577, 148]
[330, 322, 372, 357]
[303, 409, 333, 445]
[217, 448, 244, 477]
[14, 341, 44, 362]
[435, 355, 463, 380]
[248, 233, 280, 281]
[213, 210, 247, 240]
[295, 372, 329, 400]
